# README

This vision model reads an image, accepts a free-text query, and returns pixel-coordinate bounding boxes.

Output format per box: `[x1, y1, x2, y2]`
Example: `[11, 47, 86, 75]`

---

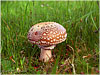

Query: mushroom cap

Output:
[27, 22, 67, 46]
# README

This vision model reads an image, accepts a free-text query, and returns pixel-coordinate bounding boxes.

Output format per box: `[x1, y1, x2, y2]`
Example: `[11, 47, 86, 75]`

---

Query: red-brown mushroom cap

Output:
[27, 22, 67, 46]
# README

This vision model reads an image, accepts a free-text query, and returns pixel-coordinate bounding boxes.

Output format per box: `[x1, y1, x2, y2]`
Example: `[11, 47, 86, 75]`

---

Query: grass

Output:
[1, 1, 99, 74]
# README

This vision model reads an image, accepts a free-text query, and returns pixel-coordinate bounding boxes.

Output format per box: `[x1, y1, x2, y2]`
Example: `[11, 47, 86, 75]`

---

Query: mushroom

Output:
[27, 22, 67, 62]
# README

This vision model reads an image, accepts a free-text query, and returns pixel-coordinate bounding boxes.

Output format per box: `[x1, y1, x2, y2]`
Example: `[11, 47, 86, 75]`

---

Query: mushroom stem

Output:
[39, 48, 52, 62]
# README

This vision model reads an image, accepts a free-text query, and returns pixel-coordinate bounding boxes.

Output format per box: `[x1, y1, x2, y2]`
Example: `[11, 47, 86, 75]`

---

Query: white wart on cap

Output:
[27, 22, 67, 46]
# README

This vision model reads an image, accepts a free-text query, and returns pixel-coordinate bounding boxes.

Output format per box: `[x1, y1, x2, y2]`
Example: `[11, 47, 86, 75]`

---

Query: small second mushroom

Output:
[27, 22, 67, 62]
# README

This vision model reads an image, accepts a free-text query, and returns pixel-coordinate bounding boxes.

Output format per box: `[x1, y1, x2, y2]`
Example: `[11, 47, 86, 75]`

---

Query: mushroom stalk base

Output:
[39, 48, 52, 62]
